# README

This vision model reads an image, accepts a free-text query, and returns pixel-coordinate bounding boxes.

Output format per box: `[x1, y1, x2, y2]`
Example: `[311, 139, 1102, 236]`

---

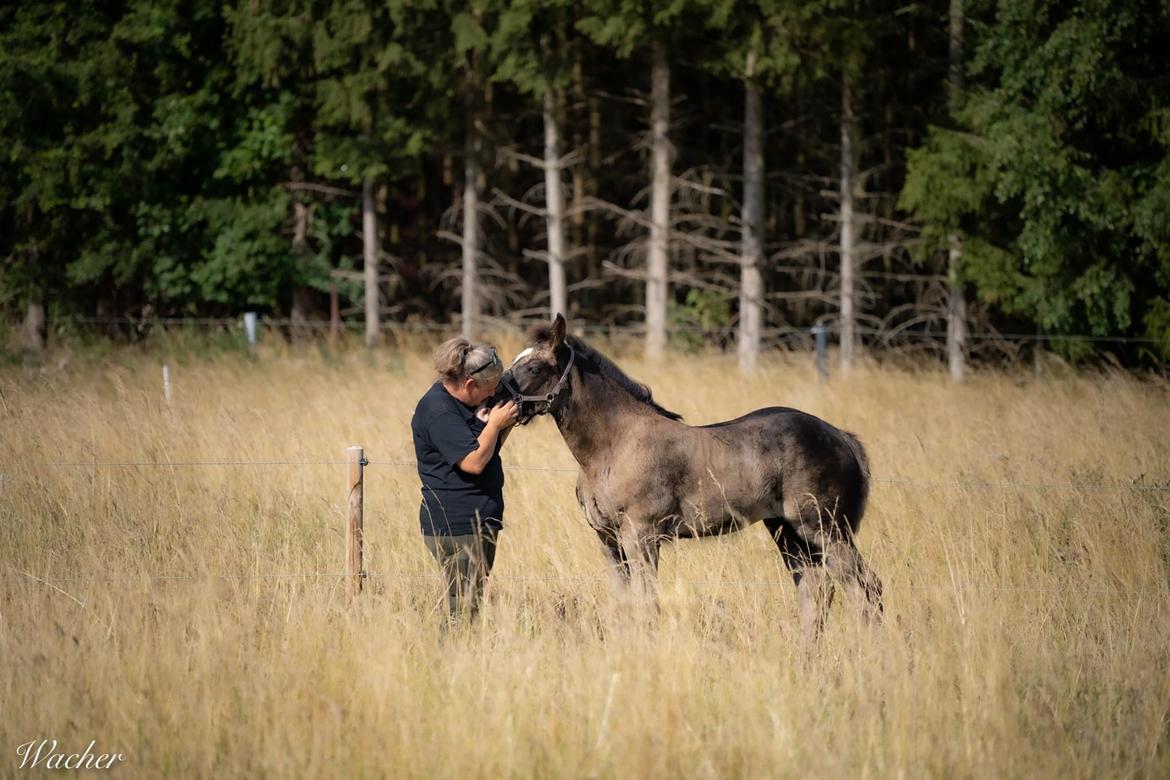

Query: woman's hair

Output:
[433, 336, 502, 385]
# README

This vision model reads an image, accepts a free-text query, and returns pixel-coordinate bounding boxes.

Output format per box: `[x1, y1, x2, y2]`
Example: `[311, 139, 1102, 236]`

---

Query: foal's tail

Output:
[842, 431, 871, 532]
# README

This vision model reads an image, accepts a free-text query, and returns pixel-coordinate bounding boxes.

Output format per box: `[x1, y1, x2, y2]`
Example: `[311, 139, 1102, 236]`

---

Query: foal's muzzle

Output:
[495, 372, 544, 425]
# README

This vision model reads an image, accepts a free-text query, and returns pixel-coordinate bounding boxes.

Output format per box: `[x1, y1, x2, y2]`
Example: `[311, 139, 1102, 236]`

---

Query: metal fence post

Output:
[812, 323, 829, 383]
[243, 311, 258, 355]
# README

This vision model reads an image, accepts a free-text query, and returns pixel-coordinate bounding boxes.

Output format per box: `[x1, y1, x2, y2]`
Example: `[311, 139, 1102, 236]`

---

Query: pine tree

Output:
[902, 0, 1170, 359]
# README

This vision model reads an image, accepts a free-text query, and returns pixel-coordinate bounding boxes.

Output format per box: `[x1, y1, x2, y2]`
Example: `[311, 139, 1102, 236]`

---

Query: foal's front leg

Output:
[581, 485, 634, 588]
[617, 517, 661, 604]
[593, 526, 632, 586]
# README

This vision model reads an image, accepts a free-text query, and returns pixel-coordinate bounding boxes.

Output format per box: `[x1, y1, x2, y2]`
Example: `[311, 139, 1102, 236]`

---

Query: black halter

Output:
[502, 344, 576, 418]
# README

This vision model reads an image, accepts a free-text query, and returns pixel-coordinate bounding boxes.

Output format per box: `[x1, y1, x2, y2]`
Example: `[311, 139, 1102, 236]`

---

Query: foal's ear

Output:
[550, 313, 566, 348]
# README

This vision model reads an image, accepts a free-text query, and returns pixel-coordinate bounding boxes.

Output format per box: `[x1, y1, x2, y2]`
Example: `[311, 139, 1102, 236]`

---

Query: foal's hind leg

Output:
[823, 539, 884, 626]
[764, 518, 835, 642]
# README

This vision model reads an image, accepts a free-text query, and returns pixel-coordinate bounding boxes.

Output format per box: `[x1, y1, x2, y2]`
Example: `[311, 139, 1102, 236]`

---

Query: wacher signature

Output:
[17, 740, 125, 770]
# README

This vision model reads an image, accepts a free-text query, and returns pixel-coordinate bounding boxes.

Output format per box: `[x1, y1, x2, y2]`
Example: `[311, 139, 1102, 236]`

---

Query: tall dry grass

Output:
[1, 337, 1168, 778]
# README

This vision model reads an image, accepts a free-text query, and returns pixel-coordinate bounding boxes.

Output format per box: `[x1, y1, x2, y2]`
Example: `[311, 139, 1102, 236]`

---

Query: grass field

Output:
[2, 334, 1168, 778]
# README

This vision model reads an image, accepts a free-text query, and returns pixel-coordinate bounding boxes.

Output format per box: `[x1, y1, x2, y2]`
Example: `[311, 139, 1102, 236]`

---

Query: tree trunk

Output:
[362, 176, 380, 348]
[949, 0, 964, 106]
[291, 288, 312, 336]
[23, 299, 45, 354]
[947, 0, 968, 382]
[738, 53, 764, 374]
[543, 88, 567, 318]
[839, 73, 858, 373]
[586, 88, 602, 283]
[646, 41, 671, 359]
[462, 96, 481, 340]
[291, 200, 313, 341]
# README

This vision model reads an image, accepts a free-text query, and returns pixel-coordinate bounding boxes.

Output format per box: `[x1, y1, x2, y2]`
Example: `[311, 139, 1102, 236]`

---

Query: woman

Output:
[411, 337, 518, 626]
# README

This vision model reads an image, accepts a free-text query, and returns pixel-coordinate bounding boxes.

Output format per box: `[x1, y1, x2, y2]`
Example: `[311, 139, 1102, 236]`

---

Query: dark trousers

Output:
[423, 529, 498, 625]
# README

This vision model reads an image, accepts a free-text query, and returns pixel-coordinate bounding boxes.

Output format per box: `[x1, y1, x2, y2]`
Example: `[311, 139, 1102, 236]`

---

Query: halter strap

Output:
[502, 344, 576, 414]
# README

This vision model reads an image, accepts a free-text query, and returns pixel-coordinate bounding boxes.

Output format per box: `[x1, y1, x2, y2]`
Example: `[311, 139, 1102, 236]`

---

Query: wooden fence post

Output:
[346, 445, 366, 597]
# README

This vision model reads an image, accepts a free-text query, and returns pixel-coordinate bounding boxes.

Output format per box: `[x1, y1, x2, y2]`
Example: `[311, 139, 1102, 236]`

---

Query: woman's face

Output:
[467, 378, 500, 406]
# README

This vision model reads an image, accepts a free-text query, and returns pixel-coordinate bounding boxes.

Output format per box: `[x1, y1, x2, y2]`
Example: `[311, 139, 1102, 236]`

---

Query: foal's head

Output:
[499, 314, 572, 424]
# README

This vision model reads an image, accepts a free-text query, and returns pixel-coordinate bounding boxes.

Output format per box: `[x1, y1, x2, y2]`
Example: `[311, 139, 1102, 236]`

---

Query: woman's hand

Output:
[488, 400, 519, 430]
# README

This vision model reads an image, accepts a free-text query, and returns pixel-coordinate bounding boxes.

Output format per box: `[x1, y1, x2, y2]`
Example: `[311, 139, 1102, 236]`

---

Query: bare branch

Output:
[601, 261, 737, 296]
[282, 181, 360, 198]
[492, 188, 547, 218]
[496, 147, 547, 169]
[672, 175, 733, 201]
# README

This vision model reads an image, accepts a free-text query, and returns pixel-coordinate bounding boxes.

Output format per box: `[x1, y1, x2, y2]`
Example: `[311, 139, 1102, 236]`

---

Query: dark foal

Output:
[502, 315, 883, 641]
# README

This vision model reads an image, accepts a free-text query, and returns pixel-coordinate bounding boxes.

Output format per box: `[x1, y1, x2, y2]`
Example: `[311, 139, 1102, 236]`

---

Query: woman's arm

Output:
[457, 421, 503, 475]
[457, 401, 517, 474]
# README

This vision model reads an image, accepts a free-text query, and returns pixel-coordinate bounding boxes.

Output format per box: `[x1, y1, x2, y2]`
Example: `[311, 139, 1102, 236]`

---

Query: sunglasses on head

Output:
[468, 348, 500, 377]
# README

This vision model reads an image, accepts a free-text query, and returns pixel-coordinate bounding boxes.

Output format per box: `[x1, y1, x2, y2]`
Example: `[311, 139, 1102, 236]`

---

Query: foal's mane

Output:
[559, 332, 683, 421]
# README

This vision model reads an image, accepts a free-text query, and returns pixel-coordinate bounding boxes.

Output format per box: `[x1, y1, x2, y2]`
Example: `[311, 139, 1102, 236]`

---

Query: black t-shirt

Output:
[411, 381, 505, 536]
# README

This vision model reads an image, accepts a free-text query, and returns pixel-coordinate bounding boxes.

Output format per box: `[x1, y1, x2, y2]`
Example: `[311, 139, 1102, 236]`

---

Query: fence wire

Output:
[1, 456, 1166, 493]
[50, 315, 1165, 345]
[3, 568, 1162, 595]
[3, 454, 1165, 596]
